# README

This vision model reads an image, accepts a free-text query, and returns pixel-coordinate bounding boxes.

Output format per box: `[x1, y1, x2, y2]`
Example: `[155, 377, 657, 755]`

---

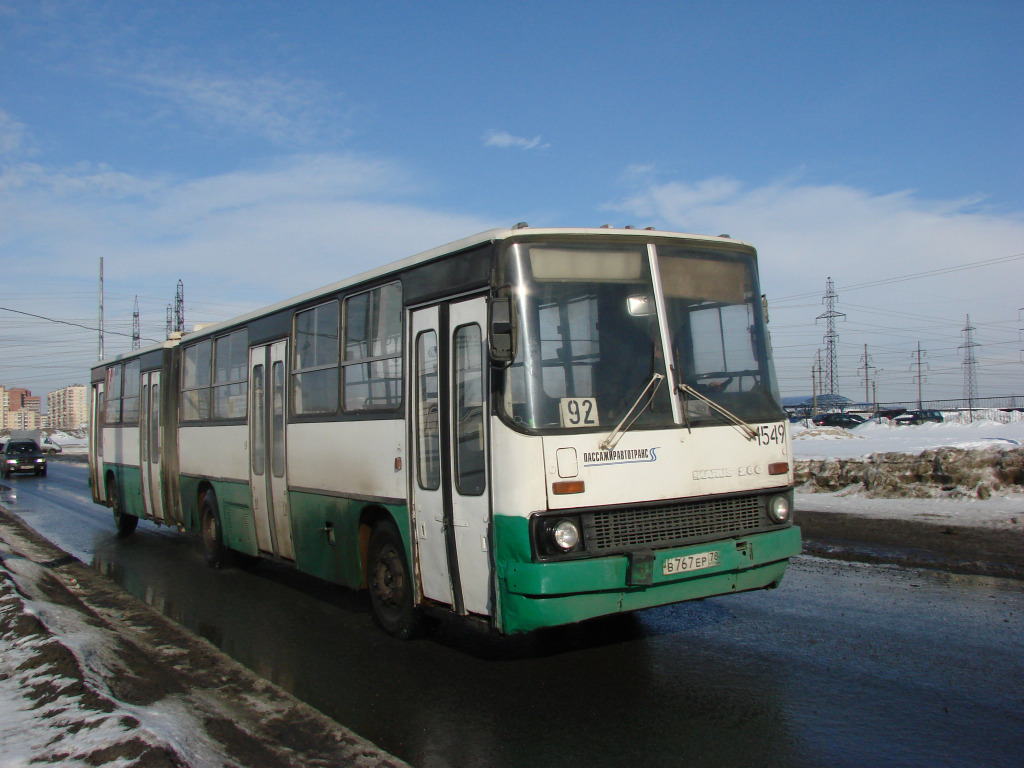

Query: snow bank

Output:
[793, 410, 1024, 531]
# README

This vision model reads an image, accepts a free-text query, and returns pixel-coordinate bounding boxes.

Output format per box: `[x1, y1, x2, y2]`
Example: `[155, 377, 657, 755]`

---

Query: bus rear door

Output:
[249, 340, 295, 560]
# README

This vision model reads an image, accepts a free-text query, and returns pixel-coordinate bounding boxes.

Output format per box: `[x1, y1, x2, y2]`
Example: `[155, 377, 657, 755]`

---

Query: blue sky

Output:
[1, 0, 1022, 406]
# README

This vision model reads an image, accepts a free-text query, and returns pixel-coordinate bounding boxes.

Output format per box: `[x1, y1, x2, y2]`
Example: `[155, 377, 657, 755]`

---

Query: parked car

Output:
[893, 409, 944, 426]
[876, 408, 907, 421]
[811, 412, 867, 429]
[2, 439, 47, 478]
[40, 436, 63, 454]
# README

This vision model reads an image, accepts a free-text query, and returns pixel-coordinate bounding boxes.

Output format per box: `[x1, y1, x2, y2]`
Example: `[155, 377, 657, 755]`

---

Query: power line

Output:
[773, 251, 1024, 304]
[0, 306, 162, 343]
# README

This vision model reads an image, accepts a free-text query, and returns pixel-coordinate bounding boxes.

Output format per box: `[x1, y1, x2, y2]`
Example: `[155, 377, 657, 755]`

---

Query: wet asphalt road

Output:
[3, 461, 1022, 768]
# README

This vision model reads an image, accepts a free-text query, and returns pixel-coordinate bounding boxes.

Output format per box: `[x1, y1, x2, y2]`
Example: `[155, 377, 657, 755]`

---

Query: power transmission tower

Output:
[959, 314, 980, 421]
[132, 296, 141, 351]
[910, 342, 928, 409]
[165, 305, 173, 339]
[174, 280, 185, 334]
[1019, 307, 1024, 363]
[815, 277, 845, 397]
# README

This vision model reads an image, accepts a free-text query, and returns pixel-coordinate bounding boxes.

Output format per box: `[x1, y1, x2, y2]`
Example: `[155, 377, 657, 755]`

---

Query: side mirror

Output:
[627, 294, 656, 317]
[488, 296, 517, 363]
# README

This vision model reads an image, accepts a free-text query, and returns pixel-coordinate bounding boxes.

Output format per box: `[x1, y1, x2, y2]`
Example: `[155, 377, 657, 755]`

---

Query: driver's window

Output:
[689, 304, 758, 389]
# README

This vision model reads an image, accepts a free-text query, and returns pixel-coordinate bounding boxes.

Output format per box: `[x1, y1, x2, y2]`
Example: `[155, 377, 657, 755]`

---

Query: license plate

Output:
[662, 550, 721, 576]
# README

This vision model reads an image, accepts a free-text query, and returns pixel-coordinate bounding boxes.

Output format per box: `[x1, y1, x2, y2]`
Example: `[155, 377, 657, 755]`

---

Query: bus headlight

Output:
[767, 495, 791, 524]
[553, 519, 581, 551]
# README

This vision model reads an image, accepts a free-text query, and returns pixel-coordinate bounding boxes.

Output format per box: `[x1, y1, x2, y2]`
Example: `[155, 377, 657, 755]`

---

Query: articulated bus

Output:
[89, 225, 801, 637]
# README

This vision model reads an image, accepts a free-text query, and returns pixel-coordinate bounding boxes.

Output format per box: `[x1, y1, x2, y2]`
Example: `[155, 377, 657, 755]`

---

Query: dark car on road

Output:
[811, 412, 867, 429]
[2, 439, 47, 478]
[893, 409, 944, 426]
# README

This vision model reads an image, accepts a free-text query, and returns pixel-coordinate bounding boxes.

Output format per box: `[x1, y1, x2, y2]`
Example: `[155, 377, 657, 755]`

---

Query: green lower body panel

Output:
[178, 476, 257, 554]
[288, 492, 407, 588]
[495, 520, 801, 634]
[105, 464, 144, 518]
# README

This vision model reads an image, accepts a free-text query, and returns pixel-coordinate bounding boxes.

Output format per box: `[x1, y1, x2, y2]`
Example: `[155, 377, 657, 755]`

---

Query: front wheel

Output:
[109, 478, 138, 537]
[367, 521, 423, 639]
[200, 490, 226, 569]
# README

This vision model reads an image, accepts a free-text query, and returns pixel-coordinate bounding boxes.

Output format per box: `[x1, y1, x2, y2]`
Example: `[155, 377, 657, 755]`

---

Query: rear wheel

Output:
[109, 478, 138, 537]
[367, 521, 423, 639]
[200, 490, 226, 569]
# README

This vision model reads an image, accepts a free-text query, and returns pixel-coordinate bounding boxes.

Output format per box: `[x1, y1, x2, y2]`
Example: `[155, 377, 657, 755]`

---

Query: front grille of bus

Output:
[586, 494, 765, 553]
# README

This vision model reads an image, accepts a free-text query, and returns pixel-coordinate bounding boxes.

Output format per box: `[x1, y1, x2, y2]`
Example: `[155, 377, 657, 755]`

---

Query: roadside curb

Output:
[0, 504, 411, 768]
[796, 508, 1024, 580]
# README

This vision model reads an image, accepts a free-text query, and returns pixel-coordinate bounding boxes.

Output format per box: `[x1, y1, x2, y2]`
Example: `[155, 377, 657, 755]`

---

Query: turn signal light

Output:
[552, 481, 585, 495]
[768, 462, 789, 475]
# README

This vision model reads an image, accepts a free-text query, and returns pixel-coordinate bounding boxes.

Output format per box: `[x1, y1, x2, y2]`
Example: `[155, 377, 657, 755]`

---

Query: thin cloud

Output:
[483, 130, 549, 151]
[128, 70, 350, 145]
[0, 109, 30, 157]
[609, 176, 1024, 400]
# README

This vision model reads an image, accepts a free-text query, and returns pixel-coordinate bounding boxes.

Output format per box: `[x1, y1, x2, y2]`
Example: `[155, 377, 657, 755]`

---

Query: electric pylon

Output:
[816, 277, 845, 397]
[132, 296, 141, 350]
[959, 314, 979, 420]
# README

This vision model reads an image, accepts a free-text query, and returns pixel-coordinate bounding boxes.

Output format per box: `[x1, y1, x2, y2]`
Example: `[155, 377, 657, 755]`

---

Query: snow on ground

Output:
[791, 410, 1024, 460]
[793, 410, 1024, 531]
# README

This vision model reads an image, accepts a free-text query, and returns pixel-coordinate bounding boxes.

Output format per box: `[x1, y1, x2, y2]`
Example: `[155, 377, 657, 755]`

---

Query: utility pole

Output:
[98, 257, 104, 361]
[816, 277, 845, 397]
[858, 344, 877, 407]
[132, 296, 141, 351]
[959, 315, 979, 422]
[811, 359, 818, 417]
[910, 342, 928, 409]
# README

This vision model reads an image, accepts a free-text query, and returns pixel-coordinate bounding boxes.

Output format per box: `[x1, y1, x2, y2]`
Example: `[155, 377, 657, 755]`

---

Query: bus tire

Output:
[110, 478, 138, 538]
[368, 521, 422, 639]
[200, 491, 226, 569]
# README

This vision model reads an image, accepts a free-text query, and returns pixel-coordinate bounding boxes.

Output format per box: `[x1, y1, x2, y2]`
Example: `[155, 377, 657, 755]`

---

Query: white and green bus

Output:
[89, 225, 801, 637]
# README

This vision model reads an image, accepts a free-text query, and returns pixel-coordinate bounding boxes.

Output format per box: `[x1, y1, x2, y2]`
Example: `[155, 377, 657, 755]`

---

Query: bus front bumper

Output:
[497, 525, 801, 634]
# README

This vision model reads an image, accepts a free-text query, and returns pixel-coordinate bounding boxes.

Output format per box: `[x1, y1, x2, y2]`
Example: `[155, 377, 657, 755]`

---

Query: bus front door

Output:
[410, 296, 492, 618]
[139, 371, 165, 523]
[249, 341, 294, 560]
[89, 382, 106, 504]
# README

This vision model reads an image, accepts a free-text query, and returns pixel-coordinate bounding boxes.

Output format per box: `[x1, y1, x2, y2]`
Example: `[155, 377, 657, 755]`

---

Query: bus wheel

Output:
[368, 521, 422, 639]
[200, 491, 226, 569]
[109, 479, 138, 538]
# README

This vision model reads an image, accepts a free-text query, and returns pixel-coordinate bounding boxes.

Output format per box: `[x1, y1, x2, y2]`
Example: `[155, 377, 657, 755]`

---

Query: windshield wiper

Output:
[599, 373, 665, 452]
[677, 383, 759, 441]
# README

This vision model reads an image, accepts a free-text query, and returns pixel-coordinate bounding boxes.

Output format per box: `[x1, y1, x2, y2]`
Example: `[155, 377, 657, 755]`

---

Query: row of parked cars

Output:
[809, 409, 944, 428]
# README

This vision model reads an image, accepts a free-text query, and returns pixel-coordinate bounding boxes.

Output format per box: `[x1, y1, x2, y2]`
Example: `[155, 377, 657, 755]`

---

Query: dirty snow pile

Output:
[792, 410, 1024, 530]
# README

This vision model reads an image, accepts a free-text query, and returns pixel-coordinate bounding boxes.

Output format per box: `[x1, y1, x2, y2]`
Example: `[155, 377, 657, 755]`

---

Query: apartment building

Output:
[1, 386, 42, 430]
[47, 384, 88, 430]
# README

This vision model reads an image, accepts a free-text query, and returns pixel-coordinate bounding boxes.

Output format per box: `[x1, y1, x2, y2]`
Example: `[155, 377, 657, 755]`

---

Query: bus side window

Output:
[454, 324, 485, 496]
[415, 331, 440, 491]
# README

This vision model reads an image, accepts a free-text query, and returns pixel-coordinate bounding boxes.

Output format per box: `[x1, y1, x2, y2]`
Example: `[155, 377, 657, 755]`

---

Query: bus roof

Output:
[93, 225, 753, 369]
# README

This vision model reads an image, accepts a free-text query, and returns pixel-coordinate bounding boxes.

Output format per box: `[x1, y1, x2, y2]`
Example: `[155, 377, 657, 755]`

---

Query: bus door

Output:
[249, 341, 294, 560]
[139, 371, 166, 523]
[410, 296, 491, 618]
[89, 381, 106, 504]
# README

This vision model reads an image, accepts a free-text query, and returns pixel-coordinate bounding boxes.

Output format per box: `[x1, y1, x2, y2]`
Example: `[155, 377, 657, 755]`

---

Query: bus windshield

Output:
[499, 240, 784, 432]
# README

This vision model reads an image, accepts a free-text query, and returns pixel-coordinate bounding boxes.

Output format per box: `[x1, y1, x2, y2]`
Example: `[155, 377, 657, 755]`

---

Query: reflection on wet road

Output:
[4, 462, 1022, 768]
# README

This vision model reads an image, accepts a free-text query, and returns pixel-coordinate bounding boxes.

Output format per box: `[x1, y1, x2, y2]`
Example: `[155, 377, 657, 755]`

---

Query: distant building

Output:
[1, 386, 42, 430]
[47, 384, 88, 430]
